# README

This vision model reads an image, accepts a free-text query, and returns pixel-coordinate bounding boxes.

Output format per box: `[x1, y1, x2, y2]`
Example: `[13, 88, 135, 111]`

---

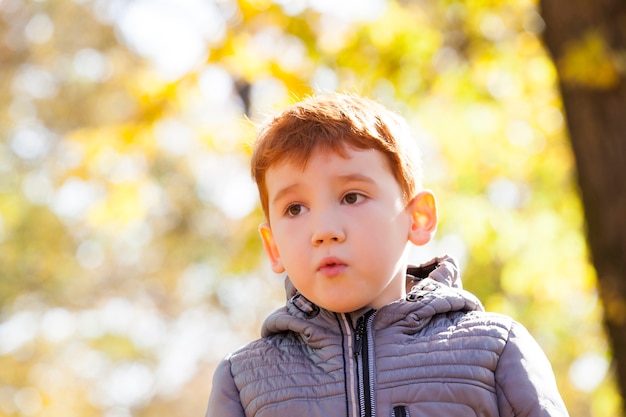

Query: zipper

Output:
[354, 315, 366, 355]
[392, 406, 408, 417]
[354, 310, 376, 417]
[338, 310, 377, 417]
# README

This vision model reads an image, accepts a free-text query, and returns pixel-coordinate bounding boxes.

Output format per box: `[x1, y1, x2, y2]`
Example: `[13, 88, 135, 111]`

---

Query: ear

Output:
[259, 223, 285, 273]
[408, 190, 438, 246]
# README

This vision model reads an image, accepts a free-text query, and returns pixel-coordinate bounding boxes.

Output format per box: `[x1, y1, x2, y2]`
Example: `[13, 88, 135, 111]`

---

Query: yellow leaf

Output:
[558, 30, 620, 89]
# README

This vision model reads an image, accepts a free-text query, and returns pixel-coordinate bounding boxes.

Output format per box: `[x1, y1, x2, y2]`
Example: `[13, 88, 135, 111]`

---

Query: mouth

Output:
[317, 257, 347, 277]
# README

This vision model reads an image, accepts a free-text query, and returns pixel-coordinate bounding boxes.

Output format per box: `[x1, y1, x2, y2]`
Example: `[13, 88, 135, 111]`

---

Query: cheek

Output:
[361, 218, 410, 256]
[273, 228, 306, 258]
[273, 224, 296, 244]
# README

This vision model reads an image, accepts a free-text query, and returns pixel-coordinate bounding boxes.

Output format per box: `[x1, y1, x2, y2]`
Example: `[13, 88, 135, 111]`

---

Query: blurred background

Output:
[0, 0, 622, 416]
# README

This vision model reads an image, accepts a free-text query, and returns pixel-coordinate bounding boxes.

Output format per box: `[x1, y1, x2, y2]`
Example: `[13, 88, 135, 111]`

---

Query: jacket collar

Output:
[261, 255, 484, 339]
[406, 255, 463, 290]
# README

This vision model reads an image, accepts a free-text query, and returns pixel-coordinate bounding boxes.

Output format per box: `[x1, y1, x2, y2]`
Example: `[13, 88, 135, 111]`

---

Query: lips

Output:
[317, 256, 347, 277]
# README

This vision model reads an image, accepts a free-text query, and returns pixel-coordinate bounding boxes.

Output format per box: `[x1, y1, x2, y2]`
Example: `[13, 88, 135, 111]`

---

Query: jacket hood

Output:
[261, 256, 484, 341]
[406, 254, 463, 290]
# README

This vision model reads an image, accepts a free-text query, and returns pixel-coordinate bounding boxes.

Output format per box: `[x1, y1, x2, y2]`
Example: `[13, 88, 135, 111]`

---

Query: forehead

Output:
[265, 147, 393, 192]
[270, 141, 388, 174]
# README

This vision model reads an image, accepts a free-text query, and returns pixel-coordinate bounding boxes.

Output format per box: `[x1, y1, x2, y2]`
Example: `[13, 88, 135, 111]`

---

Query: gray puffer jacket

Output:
[206, 256, 569, 417]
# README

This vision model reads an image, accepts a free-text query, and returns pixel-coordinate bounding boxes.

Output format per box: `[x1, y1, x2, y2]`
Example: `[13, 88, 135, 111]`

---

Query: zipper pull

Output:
[354, 316, 366, 356]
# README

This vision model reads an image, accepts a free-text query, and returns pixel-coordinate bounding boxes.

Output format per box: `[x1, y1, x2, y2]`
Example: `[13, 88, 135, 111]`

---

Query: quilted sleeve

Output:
[206, 356, 246, 417]
[495, 321, 570, 417]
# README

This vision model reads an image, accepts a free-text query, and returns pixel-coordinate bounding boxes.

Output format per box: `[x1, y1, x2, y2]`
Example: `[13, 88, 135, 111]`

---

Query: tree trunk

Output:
[540, 0, 626, 412]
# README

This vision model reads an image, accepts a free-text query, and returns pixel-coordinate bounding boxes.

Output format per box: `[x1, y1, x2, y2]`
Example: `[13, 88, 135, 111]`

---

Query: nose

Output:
[311, 215, 345, 246]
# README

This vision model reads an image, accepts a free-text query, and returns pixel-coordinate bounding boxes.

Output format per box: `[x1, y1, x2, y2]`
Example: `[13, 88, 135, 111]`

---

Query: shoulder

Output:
[229, 330, 302, 364]
[208, 333, 307, 417]
[377, 304, 519, 359]
[453, 310, 520, 346]
[430, 310, 516, 354]
[455, 311, 543, 353]
[450, 311, 556, 379]
[455, 310, 515, 334]
[489, 317, 569, 414]
[207, 355, 246, 416]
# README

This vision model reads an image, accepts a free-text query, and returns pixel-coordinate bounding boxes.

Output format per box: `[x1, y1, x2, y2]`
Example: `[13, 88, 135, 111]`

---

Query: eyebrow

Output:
[270, 173, 377, 206]
[337, 173, 377, 185]
[271, 183, 300, 207]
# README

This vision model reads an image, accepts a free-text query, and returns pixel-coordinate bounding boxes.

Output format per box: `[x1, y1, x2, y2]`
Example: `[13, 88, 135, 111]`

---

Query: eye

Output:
[342, 192, 363, 205]
[286, 203, 306, 217]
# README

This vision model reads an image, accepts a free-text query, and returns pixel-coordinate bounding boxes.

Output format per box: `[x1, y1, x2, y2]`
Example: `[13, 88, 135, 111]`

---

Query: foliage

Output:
[558, 29, 621, 89]
[0, 0, 618, 416]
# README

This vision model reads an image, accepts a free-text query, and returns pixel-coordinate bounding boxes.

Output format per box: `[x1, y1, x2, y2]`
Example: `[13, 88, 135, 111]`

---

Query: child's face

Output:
[259, 146, 437, 313]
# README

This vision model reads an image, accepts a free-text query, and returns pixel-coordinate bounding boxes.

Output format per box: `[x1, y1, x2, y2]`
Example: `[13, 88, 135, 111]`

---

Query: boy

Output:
[206, 93, 569, 416]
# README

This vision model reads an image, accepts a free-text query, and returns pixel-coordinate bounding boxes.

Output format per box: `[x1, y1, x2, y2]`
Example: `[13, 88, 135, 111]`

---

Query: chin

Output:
[320, 302, 365, 314]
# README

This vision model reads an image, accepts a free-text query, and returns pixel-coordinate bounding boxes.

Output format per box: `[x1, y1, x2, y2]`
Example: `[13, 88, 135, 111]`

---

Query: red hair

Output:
[251, 93, 422, 218]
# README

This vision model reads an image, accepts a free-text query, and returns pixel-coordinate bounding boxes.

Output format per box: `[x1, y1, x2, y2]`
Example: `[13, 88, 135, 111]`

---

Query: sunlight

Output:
[114, 0, 226, 79]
